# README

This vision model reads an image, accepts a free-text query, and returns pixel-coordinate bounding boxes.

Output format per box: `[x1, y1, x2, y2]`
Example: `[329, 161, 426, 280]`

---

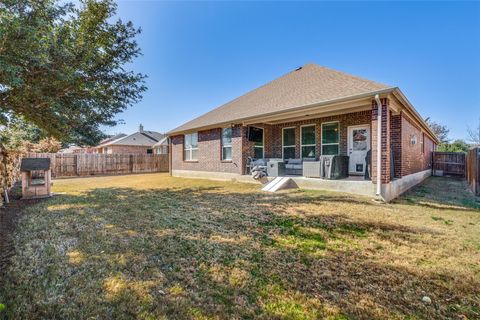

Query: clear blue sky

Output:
[106, 1, 480, 141]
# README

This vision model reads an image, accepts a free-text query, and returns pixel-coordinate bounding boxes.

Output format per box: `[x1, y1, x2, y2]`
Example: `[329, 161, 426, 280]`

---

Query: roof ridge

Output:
[304, 63, 392, 89]
[140, 132, 159, 142]
[168, 63, 393, 134]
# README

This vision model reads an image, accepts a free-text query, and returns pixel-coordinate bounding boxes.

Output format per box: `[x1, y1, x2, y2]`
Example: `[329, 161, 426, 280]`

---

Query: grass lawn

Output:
[1, 173, 479, 319]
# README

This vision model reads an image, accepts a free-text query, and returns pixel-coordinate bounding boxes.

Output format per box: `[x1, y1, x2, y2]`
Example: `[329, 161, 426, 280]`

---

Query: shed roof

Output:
[20, 158, 51, 171]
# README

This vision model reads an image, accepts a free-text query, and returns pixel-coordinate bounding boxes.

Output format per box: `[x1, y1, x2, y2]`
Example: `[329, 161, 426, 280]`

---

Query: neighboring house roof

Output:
[58, 145, 82, 153]
[152, 136, 168, 147]
[169, 63, 392, 134]
[98, 133, 128, 146]
[97, 130, 165, 148]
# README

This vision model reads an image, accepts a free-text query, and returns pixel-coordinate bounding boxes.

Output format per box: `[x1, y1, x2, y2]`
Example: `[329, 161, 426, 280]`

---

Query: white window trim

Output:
[321, 121, 340, 155]
[221, 128, 233, 161]
[282, 127, 296, 159]
[301, 124, 316, 158]
[252, 126, 264, 159]
[184, 132, 198, 161]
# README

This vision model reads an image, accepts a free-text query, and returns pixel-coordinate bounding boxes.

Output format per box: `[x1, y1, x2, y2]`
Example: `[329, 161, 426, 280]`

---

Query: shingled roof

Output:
[169, 63, 393, 134]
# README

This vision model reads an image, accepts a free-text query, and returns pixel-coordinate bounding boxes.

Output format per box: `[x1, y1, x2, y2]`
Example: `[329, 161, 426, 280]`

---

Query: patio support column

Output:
[371, 97, 391, 185]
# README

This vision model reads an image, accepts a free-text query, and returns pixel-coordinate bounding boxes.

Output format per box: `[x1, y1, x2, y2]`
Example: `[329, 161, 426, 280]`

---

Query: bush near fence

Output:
[0, 150, 23, 206]
[27, 153, 169, 178]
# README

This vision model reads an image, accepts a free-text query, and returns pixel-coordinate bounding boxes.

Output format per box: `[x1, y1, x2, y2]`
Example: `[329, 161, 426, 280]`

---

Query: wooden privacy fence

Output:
[432, 152, 466, 177]
[466, 148, 480, 195]
[26, 153, 169, 178]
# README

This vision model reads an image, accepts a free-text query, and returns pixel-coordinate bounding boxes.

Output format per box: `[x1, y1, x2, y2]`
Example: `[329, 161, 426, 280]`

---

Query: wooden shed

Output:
[20, 158, 52, 199]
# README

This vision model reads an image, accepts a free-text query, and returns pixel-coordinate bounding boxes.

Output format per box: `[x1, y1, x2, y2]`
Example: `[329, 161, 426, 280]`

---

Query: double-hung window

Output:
[253, 127, 264, 159]
[221, 128, 233, 161]
[321, 122, 339, 155]
[282, 127, 296, 159]
[184, 132, 198, 161]
[301, 125, 316, 159]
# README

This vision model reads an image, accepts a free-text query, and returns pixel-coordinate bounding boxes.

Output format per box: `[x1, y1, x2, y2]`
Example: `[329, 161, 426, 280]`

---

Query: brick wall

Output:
[401, 114, 435, 175]
[371, 98, 391, 184]
[105, 145, 153, 154]
[171, 126, 243, 174]
[170, 105, 435, 180]
[171, 111, 373, 175]
[391, 113, 402, 178]
[267, 110, 372, 158]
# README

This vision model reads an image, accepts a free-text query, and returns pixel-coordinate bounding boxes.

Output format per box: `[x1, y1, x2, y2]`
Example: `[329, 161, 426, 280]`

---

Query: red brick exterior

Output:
[390, 114, 402, 178]
[171, 126, 244, 174]
[400, 114, 435, 176]
[263, 111, 372, 159]
[371, 98, 391, 184]
[170, 100, 436, 181]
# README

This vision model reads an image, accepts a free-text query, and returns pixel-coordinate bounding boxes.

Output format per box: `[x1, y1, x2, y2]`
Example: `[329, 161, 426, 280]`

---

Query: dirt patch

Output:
[0, 185, 41, 285]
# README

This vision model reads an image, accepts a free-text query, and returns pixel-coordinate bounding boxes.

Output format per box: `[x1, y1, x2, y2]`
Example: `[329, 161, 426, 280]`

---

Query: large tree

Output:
[437, 139, 470, 153]
[467, 117, 480, 146]
[425, 118, 450, 144]
[0, 0, 146, 146]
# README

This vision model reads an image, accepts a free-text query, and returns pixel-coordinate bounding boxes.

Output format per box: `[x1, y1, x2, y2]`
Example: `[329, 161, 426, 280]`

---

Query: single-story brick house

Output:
[94, 125, 164, 154]
[168, 64, 439, 200]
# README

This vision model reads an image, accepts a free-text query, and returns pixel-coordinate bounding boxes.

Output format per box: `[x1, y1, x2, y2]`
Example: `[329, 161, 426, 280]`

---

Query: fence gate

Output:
[432, 152, 466, 177]
[466, 148, 480, 195]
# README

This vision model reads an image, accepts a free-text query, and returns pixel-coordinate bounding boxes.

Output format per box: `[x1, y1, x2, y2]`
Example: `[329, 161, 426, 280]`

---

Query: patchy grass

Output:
[1, 174, 479, 319]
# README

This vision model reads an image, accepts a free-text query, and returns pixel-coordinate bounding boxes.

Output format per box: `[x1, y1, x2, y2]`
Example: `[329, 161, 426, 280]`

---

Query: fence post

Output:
[130, 154, 134, 173]
[75, 154, 79, 176]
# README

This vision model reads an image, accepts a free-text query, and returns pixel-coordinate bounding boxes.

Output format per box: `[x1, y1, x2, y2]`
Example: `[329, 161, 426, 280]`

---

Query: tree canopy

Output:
[467, 117, 480, 147]
[437, 139, 470, 153]
[425, 118, 449, 144]
[0, 0, 146, 146]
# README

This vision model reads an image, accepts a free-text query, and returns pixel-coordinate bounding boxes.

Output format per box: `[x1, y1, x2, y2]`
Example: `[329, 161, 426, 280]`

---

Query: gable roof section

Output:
[169, 63, 392, 134]
[97, 131, 165, 148]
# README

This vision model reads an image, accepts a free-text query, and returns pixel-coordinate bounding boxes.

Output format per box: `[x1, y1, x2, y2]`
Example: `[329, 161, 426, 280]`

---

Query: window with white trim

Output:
[301, 125, 316, 158]
[321, 122, 339, 155]
[253, 127, 264, 159]
[282, 127, 296, 159]
[184, 132, 198, 161]
[221, 128, 232, 160]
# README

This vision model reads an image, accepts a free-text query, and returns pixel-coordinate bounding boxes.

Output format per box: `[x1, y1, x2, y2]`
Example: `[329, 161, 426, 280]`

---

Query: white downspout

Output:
[375, 94, 382, 196]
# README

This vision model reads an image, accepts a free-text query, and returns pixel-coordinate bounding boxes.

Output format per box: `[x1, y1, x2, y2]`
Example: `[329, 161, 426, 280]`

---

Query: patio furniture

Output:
[285, 158, 303, 175]
[285, 158, 317, 175]
[267, 160, 286, 177]
[302, 161, 322, 178]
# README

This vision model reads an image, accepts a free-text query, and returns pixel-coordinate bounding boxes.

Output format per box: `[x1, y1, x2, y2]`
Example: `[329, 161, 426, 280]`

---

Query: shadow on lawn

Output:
[395, 176, 480, 211]
[1, 184, 479, 319]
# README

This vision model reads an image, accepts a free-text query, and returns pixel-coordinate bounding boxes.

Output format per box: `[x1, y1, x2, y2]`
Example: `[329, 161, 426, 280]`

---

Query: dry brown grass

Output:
[0, 173, 479, 319]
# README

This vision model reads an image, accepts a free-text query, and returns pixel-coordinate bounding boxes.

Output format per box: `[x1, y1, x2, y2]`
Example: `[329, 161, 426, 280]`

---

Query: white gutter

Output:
[375, 94, 382, 196]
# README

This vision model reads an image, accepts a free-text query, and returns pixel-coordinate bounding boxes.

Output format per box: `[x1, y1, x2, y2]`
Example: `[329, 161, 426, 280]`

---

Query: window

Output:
[156, 146, 168, 155]
[282, 127, 296, 159]
[253, 127, 264, 159]
[321, 122, 339, 155]
[184, 132, 198, 161]
[221, 128, 233, 160]
[301, 125, 316, 158]
[147, 148, 153, 154]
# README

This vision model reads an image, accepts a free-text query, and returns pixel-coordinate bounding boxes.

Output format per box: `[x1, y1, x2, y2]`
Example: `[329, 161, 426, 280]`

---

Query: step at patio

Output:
[262, 177, 294, 192]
